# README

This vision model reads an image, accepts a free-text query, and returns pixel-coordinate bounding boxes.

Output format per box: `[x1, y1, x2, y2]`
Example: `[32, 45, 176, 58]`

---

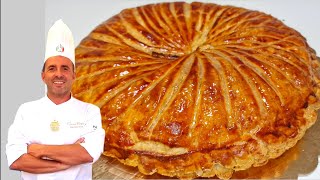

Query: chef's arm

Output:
[27, 105, 105, 166]
[10, 153, 70, 173]
[7, 105, 71, 173]
[27, 139, 93, 166]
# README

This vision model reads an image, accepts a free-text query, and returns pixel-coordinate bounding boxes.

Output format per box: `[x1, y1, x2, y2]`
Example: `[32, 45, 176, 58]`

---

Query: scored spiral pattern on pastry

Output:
[72, 2, 320, 179]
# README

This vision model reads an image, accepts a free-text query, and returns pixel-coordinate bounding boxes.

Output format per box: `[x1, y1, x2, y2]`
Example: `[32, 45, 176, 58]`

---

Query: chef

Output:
[6, 19, 105, 180]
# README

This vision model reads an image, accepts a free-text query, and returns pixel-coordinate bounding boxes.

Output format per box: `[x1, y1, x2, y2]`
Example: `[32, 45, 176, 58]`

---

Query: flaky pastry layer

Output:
[72, 2, 320, 179]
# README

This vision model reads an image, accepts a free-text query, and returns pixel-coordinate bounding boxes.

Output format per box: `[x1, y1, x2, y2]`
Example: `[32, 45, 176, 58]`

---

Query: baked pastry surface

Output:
[72, 2, 320, 179]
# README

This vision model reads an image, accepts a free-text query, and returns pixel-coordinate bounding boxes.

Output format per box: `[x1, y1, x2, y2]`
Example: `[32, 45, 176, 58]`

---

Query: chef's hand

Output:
[74, 137, 85, 144]
[27, 138, 85, 160]
[59, 162, 72, 170]
[27, 144, 44, 159]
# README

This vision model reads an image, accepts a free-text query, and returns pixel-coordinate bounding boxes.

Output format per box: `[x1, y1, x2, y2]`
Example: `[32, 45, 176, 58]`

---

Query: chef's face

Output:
[42, 56, 75, 98]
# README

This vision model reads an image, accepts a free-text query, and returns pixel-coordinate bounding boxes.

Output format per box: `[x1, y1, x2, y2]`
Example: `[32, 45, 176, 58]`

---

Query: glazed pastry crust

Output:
[72, 2, 320, 179]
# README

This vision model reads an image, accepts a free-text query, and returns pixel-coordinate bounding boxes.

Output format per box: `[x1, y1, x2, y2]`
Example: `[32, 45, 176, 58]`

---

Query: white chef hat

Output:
[44, 19, 75, 66]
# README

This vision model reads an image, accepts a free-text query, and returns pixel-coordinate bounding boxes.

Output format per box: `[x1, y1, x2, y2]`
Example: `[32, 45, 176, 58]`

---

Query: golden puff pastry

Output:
[72, 2, 320, 179]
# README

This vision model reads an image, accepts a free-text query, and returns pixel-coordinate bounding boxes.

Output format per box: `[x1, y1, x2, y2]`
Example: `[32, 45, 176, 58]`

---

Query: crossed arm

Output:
[8, 104, 104, 174]
[9, 138, 93, 174]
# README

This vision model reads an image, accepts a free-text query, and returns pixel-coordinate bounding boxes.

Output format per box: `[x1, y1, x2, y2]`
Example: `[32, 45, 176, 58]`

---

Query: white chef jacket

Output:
[6, 96, 105, 180]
